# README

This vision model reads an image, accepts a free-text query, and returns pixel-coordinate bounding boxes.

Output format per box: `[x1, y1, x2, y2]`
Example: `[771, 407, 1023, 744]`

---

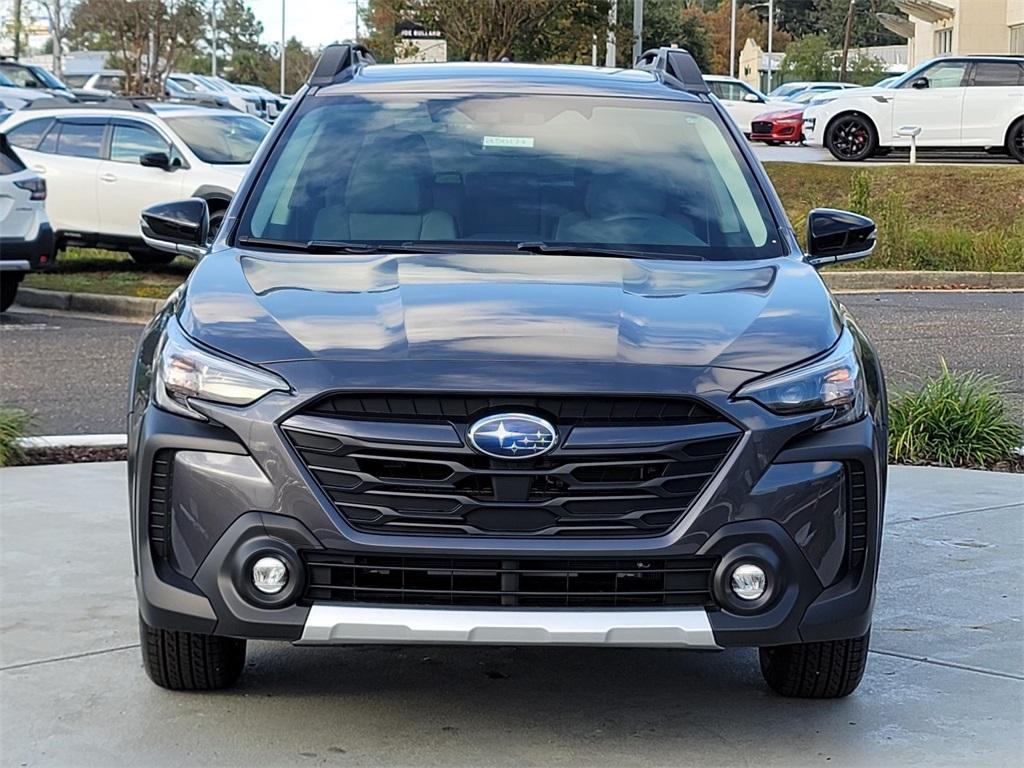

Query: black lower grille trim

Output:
[847, 462, 868, 571]
[149, 450, 173, 561]
[303, 553, 719, 608]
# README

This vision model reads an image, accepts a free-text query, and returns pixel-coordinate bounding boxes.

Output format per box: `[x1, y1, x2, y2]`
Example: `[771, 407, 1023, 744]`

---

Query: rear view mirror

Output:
[805, 208, 876, 268]
[140, 198, 209, 259]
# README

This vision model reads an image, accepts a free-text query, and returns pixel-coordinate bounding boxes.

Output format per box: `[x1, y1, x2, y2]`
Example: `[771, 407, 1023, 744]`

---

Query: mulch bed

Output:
[8, 446, 128, 466]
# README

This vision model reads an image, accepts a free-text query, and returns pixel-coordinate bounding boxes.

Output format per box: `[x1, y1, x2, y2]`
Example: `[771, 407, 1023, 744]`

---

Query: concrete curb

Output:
[822, 271, 1024, 291]
[15, 433, 128, 450]
[14, 272, 1024, 320]
[15, 287, 164, 319]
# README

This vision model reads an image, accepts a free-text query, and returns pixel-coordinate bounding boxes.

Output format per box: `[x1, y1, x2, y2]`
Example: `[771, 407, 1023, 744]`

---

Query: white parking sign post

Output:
[898, 125, 922, 164]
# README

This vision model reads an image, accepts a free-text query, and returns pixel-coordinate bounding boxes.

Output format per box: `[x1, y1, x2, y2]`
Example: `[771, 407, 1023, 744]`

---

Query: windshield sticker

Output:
[482, 136, 535, 148]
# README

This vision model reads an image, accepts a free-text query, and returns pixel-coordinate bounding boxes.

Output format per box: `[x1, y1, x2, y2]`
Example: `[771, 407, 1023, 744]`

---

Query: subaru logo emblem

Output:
[468, 413, 558, 460]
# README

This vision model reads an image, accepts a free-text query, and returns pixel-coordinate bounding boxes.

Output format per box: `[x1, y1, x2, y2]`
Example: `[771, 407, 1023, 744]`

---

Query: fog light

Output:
[252, 556, 288, 594]
[730, 563, 767, 600]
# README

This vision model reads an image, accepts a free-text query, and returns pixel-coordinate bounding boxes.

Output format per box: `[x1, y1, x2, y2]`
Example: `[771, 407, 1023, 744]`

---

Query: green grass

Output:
[765, 163, 1024, 272]
[23, 248, 193, 299]
[0, 407, 30, 467]
[21, 165, 1024, 300]
[889, 362, 1022, 468]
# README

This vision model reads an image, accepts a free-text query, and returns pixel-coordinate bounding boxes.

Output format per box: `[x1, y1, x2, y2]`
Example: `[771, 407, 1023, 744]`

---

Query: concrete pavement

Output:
[0, 461, 1021, 767]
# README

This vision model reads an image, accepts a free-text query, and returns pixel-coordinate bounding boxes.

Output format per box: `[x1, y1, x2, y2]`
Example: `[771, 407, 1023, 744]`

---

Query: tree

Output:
[779, 33, 834, 82]
[362, 0, 610, 64]
[206, 0, 266, 82]
[34, 0, 77, 78]
[68, 0, 205, 94]
[253, 36, 316, 94]
[847, 51, 886, 85]
[811, 0, 902, 48]
[682, 2, 792, 76]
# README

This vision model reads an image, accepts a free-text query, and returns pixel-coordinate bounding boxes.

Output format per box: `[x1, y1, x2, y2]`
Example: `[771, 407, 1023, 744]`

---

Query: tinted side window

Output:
[56, 122, 105, 159]
[110, 124, 168, 163]
[0, 64, 35, 87]
[972, 62, 1024, 87]
[6, 118, 54, 150]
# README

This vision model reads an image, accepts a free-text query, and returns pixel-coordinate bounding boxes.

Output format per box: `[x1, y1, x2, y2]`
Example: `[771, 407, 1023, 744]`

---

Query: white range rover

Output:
[0, 100, 268, 264]
[803, 55, 1024, 162]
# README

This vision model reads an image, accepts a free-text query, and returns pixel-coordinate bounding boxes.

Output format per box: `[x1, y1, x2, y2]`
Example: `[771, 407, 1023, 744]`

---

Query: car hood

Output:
[179, 251, 841, 374]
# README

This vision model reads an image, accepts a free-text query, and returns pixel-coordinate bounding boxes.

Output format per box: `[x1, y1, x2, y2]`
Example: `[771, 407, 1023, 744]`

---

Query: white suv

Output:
[1, 100, 268, 264]
[803, 55, 1024, 162]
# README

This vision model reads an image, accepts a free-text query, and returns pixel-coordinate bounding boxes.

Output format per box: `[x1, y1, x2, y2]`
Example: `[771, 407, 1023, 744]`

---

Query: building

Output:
[737, 39, 908, 91]
[878, 0, 1024, 67]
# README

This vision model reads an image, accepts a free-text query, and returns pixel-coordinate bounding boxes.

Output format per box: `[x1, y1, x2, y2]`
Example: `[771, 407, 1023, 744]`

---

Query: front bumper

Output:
[298, 604, 719, 648]
[131, 369, 886, 650]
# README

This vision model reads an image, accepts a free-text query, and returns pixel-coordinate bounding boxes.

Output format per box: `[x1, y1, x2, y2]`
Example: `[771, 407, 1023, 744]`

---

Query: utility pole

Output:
[840, 0, 856, 82]
[766, 0, 774, 91]
[12, 0, 22, 59]
[631, 0, 643, 65]
[354, 0, 359, 43]
[604, 0, 616, 68]
[279, 0, 286, 94]
[729, 0, 737, 78]
[211, 0, 218, 77]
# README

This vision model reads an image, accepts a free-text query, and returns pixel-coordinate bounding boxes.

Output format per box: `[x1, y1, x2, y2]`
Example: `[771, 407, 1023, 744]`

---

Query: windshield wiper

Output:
[516, 242, 705, 261]
[238, 237, 434, 254]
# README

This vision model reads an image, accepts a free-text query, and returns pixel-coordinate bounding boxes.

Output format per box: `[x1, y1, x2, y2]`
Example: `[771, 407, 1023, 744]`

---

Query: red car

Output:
[750, 108, 804, 145]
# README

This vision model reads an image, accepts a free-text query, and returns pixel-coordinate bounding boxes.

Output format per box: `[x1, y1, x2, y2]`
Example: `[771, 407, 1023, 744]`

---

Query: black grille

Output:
[303, 553, 718, 608]
[847, 462, 868, 570]
[751, 120, 773, 134]
[149, 450, 173, 560]
[305, 393, 719, 426]
[285, 427, 738, 537]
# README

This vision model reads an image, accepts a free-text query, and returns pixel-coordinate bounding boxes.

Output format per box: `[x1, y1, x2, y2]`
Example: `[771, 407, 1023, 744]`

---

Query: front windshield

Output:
[163, 114, 268, 163]
[170, 77, 200, 92]
[238, 93, 783, 260]
[31, 66, 67, 90]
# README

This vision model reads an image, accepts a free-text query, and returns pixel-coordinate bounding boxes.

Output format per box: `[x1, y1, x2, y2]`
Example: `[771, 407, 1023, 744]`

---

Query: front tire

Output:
[759, 630, 870, 698]
[825, 114, 877, 162]
[139, 615, 246, 691]
[1007, 119, 1024, 164]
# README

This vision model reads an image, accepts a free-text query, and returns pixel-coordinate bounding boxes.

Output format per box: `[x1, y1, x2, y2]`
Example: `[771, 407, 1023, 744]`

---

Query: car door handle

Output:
[100, 173, 118, 182]
[30, 165, 46, 174]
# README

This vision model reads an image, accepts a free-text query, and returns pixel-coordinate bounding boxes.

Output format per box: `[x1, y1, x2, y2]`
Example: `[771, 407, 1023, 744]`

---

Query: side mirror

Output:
[743, 92, 761, 102]
[805, 208, 876, 268]
[911, 77, 929, 89]
[139, 151, 172, 170]
[140, 198, 209, 259]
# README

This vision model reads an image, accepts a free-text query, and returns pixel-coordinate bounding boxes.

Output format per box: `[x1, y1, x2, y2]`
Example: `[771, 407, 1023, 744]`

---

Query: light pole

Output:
[211, 0, 218, 77]
[280, 0, 286, 94]
[631, 0, 643, 65]
[766, 0, 774, 91]
[729, 0, 737, 78]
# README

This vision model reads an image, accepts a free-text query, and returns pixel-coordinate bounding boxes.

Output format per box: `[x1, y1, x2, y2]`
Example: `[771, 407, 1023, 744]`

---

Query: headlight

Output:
[734, 330, 866, 429]
[155, 319, 289, 420]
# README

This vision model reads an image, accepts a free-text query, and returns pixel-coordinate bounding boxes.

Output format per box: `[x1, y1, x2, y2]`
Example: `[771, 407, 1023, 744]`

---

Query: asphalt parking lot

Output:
[0, 461, 1020, 767]
[2, 290, 1021, 435]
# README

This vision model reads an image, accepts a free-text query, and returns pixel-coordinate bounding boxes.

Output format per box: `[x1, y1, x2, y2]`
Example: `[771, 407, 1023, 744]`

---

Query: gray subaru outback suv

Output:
[130, 45, 886, 697]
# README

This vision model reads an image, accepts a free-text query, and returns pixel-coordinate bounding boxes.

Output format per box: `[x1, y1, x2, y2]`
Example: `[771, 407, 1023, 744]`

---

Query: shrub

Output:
[889, 362, 1022, 468]
[0, 408, 30, 467]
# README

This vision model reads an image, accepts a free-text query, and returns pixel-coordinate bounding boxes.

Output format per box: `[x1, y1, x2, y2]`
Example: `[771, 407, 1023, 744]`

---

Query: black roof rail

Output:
[635, 46, 708, 94]
[308, 41, 375, 87]
[22, 97, 156, 113]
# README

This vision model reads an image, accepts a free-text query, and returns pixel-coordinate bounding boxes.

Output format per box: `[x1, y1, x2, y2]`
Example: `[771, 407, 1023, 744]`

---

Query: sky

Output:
[248, 0, 359, 50]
